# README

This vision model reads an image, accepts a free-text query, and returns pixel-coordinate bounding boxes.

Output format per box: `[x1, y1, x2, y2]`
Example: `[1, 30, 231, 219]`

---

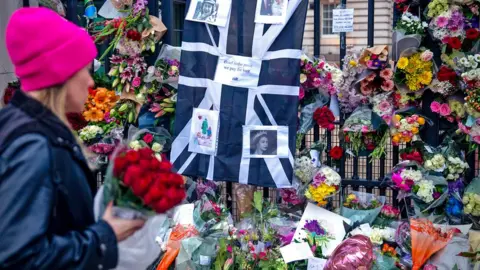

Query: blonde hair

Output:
[32, 86, 94, 166]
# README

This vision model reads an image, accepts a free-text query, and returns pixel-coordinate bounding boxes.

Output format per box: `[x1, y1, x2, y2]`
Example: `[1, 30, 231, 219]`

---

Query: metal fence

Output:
[30, 0, 480, 219]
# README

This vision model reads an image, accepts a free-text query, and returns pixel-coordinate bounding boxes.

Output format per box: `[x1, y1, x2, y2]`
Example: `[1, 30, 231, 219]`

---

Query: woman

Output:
[0, 8, 144, 269]
[251, 131, 269, 155]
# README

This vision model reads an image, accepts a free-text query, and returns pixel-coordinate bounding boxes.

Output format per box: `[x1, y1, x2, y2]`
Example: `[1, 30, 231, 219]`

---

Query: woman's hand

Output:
[102, 202, 146, 242]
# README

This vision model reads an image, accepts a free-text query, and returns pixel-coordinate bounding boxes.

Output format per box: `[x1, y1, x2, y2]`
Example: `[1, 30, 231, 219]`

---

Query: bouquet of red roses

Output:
[103, 147, 186, 219]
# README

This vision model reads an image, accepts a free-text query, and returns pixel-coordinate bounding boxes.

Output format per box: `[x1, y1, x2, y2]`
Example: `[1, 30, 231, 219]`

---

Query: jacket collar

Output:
[10, 90, 77, 144]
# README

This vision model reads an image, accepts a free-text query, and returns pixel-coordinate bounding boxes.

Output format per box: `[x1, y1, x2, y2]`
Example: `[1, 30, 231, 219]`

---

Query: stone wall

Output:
[302, 0, 393, 64]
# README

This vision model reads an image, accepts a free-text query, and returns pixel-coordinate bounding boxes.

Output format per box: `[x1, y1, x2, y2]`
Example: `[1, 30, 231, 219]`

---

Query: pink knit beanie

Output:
[5, 7, 97, 91]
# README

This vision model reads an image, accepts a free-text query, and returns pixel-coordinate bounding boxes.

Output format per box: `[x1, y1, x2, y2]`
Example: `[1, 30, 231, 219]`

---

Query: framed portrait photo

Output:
[254, 0, 289, 24]
[243, 125, 289, 158]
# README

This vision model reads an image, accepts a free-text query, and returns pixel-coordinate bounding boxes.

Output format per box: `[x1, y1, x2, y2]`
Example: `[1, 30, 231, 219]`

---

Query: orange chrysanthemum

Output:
[83, 107, 104, 122]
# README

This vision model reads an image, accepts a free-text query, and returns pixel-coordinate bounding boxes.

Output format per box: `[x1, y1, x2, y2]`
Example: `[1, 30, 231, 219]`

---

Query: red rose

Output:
[123, 165, 142, 186]
[114, 156, 129, 177]
[329, 146, 344, 160]
[447, 37, 462, 50]
[467, 28, 480, 40]
[345, 134, 350, 143]
[66, 112, 88, 131]
[366, 143, 376, 151]
[143, 183, 166, 205]
[138, 148, 154, 160]
[125, 150, 140, 163]
[159, 161, 173, 172]
[152, 198, 170, 213]
[143, 133, 154, 144]
[313, 107, 335, 131]
[130, 175, 154, 197]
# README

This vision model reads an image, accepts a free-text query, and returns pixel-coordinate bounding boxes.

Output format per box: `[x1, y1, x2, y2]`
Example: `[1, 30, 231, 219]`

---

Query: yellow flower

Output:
[307, 184, 337, 206]
[349, 60, 357, 67]
[419, 71, 432, 85]
[397, 57, 409, 69]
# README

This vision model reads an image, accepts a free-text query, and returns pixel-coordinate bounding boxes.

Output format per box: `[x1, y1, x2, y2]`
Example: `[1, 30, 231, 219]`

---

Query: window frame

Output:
[321, 3, 338, 37]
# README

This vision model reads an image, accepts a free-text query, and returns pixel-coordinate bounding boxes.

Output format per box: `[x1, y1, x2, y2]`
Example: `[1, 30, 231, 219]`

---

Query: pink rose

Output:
[446, 116, 454, 122]
[430, 101, 441, 113]
[361, 126, 369, 133]
[439, 103, 451, 116]
[132, 76, 142, 88]
[407, 117, 415, 124]
[420, 50, 433, 62]
[473, 136, 480, 144]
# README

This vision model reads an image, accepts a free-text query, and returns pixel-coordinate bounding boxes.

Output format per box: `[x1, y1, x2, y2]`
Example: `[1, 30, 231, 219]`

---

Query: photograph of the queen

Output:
[250, 130, 277, 156]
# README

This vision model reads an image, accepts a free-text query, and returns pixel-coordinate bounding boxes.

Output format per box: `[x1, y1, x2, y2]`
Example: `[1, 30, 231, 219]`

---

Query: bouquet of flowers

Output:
[109, 54, 148, 98]
[463, 177, 480, 229]
[430, 97, 467, 123]
[341, 192, 385, 225]
[429, 66, 460, 96]
[373, 205, 401, 228]
[102, 147, 186, 219]
[391, 164, 424, 193]
[93, 0, 165, 60]
[336, 53, 368, 113]
[394, 49, 434, 92]
[428, 6, 466, 45]
[313, 106, 335, 131]
[390, 113, 427, 145]
[424, 152, 446, 173]
[145, 58, 180, 84]
[299, 55, 337, 98]
[359, 46, 389, 70]
[372, 92, 395, 124]
[110, 99, 140, 124]
[426, 0, 449, 18]
[458, 54, 480, 88]
[342, 105, 389, 159]
[358, 67, 395, 97]
[127, 126, 172, 159]
[305, 166, 341, 207]
[373, 243, 401, 270]
[79, 125, 105, 144]
[399, 142, 425, 164]
[410, 175, 448, 218]
[410, 218, 454, 270]
[294, 156, 318, 184]
[87, 127, 124, 167]
[395, 12, 428, 36]
[83, 87, 120, 123]
[349, 223, 396, 246]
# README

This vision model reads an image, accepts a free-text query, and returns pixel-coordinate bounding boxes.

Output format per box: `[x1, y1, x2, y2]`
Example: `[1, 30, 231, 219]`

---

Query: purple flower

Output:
[448, 179, 464, 193]
[433, 192, 441, 200]
[304, 220, 325, 235]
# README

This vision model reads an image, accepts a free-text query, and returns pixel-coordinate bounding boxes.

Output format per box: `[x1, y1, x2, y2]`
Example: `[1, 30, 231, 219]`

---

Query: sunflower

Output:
[83, 107, 104, 122]
[397, 57, 409, 69]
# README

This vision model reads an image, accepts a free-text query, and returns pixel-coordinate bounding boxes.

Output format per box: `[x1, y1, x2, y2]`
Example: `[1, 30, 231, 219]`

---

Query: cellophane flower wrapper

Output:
[298, 93, 330, 134]
[463, 177, 480, 230]
[410, 175, 448, 219]
[394, 47, 436, 94]
[384, 160, 425, 199]
[127, 126, 172, 153]
[395, 221, 413, 268]
[342, 105, 389, 157]
[410, 218, 455, 270]
[156, 224, 200, 270]
[428, 234, 472, 270]
[372, 249, 398, 270]
[324, 235, 375, 270]
[175, 236, 219, 270]
[341, 191, 386, 225]
[87, 127, 123, 167]
[234, 184, 255, 218]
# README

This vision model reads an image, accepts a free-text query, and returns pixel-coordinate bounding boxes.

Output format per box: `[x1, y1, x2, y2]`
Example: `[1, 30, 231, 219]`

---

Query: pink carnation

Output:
[436, 17, 448, 27]
[430, 101, 441, 113]
[381, 80, 395, 91]
[439, 103, 451, 116]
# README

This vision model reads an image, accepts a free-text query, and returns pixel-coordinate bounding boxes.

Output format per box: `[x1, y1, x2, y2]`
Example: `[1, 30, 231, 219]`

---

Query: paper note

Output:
[280, 242, 314, 263]
[214, 55, 262, 88]
[333, 8, 354, 33]
[308, 257, 327, 270]
[172, 204, 194, 225]
[293, 203, 351, 256]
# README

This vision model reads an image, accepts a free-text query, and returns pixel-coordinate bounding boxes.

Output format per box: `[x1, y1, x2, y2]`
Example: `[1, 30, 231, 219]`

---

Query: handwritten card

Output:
[188, 108, 220, 156]
[214, 55, 262, 88]
[280, 242, 314, 263]
[333, 8, 354, 33]
[308, 257, 327, 270]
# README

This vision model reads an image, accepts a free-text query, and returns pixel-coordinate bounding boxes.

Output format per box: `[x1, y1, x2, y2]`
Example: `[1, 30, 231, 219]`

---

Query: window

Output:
[172, 0, 186, 46]
[322, 4, 336, 35]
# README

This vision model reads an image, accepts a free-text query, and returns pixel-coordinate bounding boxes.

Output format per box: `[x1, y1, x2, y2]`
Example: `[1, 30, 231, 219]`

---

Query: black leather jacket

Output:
[0, 91, 118, 269]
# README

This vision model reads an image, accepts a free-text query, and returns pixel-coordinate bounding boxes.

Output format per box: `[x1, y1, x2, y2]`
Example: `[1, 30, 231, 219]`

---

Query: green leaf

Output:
[253, 191, 263, 213]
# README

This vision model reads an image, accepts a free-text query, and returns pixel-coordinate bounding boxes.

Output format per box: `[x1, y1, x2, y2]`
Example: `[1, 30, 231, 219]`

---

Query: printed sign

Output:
[333, 8, 354, 33]
[214, 55, 262, 88]
[255, 0, 289, 24]
[188, 108, 219, 155]
[185, 0, 232, 27]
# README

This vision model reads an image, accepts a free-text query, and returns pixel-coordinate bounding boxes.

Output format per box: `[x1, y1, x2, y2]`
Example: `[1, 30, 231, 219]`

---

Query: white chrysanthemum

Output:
[416, 180, 435, 203]
[474, 54, 480, 63]
[401, 169, 423, 182]
[320, 166, 341, 186]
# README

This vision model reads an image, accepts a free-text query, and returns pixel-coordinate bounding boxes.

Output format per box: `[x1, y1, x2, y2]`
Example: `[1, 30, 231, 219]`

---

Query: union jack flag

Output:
[171, 0, 308, 188]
